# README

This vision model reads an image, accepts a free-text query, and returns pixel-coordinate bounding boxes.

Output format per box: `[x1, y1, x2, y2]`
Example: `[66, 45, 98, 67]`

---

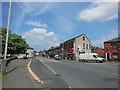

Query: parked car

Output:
[23, 56, 28, 59]
[54, 55, 61, 60]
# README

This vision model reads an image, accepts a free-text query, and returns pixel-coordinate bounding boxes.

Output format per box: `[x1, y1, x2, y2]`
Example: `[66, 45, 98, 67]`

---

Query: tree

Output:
[0, 27, 28, 55]
[91, 45, 104, 53]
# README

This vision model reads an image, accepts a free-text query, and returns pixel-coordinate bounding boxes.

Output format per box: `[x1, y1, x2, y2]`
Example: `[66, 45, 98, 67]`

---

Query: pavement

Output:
[37, 56, 119, 88]
[2, 59, 39, 88]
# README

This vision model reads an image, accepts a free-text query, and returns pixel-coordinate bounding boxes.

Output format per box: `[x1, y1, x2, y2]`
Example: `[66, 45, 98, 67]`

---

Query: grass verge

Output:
[0, 72, 8, 78]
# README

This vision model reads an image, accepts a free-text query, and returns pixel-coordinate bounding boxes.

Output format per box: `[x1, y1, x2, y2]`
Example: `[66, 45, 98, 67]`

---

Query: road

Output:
[36, 57, 119, 88]
[30, 59, 69, 88]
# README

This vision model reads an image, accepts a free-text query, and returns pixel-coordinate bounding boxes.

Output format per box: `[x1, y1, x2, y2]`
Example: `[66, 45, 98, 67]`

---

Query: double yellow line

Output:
[27, 60, 44, 84]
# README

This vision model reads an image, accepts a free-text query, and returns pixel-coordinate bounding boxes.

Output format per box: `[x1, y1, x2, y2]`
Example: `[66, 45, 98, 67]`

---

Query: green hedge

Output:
[110, 58, 120, 62]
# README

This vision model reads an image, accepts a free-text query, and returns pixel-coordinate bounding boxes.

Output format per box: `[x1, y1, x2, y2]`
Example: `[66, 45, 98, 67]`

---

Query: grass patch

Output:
[0, 72, 8, 78]
[0, 73, 2, 78]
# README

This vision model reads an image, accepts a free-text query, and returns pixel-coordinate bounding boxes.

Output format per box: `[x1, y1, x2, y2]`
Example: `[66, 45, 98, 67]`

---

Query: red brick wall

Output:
[94, 42, 120, 60]
[104, 42, 120, 59]
[104, 42, 120, 50]
[94, 49, 105, 57]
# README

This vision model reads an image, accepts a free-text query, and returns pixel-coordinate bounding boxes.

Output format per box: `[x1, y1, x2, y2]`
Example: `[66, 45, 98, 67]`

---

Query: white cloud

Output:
[92, 30, 118, 47]
[25, 20, 48, 28]
[33, 3, 54, 16]
[17, 2, 54, 16]
[45, 32, 55, 37]
[15, 2, 54, 29]
[76, 2, 118, 22]
[22, 28, 60, 51]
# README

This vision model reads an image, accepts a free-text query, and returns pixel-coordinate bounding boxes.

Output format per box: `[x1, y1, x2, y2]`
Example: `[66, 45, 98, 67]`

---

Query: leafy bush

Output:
[110, 58, 120, 62]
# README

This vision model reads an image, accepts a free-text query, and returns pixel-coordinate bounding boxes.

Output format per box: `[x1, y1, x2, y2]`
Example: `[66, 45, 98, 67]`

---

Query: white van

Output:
[79, 53, 104, 63]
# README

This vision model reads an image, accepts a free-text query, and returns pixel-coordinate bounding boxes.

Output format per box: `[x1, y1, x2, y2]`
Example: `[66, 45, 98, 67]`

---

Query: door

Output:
[106, 53, 110, 61]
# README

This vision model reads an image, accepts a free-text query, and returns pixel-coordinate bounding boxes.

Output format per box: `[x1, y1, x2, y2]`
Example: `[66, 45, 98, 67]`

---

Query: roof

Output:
[48, 46, 60, 51]
[27, 46, 34, 50]
[104, 37, 120, 43]
[61, 34, 91, 44]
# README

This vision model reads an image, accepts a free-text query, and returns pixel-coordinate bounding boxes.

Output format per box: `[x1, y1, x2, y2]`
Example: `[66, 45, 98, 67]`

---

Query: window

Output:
[111, 43, 117, 47]
[71, 41, 73, 48]
[93, 55, 97, 58]
[83, 36, 85, 40]
[83, 43, 85, 49]
[89, 44, 91, 49]
[112, 53, 118, 59]
[86, 44, 88, 49]
[65, 44, 67, 49]
[111, 43, 118, 49]
[68, 43, 71, 49]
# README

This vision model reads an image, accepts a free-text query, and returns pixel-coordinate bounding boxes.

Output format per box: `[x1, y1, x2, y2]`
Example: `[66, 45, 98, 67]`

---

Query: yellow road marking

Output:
[27, 60, 44, 84]
[43, 88, 50, 90]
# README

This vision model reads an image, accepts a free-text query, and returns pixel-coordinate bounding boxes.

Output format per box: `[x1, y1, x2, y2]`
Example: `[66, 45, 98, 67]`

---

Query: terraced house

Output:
[104, 37, 120, 61]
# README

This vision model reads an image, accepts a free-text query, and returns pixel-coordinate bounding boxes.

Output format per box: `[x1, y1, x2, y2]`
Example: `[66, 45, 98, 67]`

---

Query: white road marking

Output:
[52, 70, 54, 72]
[53, 72, 56, 75]
[39, 59, 57, 75]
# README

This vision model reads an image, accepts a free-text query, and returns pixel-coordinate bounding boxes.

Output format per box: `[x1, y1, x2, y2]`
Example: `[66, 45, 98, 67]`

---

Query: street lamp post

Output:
[4, 0, 12, 60]
[3, 0, 12, 73]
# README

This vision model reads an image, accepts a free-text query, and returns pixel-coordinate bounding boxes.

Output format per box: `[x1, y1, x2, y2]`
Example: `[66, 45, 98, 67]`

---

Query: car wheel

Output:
[96, 60, 99, 63]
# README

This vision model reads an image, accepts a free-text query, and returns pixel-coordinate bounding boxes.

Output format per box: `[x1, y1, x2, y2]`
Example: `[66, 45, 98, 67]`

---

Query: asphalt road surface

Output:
[31, 59, 69, 88]
[37, 57, 119, 88]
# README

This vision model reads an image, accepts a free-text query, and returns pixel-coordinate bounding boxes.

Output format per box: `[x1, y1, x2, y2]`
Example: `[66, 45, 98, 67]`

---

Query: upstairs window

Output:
[111, 43, 117, 47]
[83, 36, 85, 40]
[86, 44, 88, 49]
[83, 43, 85, 49]
[89, 44, 91, 49]
[111, 43, 118, 49]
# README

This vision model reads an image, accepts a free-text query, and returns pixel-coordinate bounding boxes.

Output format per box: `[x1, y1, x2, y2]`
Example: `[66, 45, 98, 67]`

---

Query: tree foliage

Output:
[0, 27, 28, 54]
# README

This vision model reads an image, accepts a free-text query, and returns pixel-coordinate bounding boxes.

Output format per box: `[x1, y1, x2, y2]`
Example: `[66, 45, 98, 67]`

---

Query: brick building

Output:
[45, 46, 61, 58]
[104, 37, 120, 60]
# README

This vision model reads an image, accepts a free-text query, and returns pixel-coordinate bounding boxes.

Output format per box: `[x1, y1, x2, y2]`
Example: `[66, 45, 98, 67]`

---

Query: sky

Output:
[1, 1, 119, 51]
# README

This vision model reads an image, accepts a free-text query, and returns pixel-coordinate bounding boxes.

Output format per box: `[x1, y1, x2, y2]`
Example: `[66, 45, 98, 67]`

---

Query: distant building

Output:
[45, 46, 61, 58]
[26, 47, 34, 58]
[104, 37, 120, 60]
[60, 34, 91, 60]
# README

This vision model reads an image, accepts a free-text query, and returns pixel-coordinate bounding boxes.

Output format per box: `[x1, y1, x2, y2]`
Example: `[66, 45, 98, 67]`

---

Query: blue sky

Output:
[2, 2, 118, 51]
